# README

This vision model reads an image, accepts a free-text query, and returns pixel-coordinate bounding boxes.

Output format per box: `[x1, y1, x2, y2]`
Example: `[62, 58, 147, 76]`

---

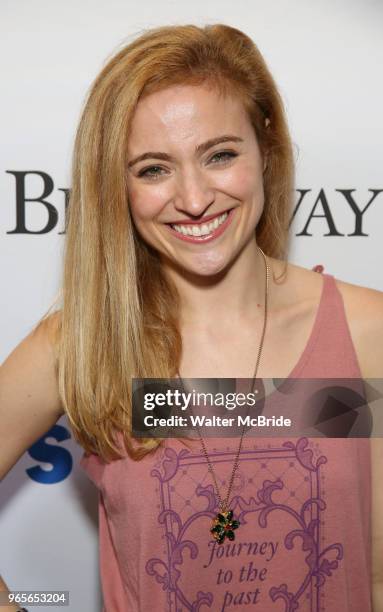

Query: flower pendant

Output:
[210, 509, 240, 544]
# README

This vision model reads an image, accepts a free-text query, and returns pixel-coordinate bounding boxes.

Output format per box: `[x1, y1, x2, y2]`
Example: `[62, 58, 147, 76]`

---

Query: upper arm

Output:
[0, 311, 65, 481]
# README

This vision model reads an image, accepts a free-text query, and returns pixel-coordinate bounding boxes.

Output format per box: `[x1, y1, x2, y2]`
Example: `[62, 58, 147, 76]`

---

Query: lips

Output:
[165, 208, 235, 243]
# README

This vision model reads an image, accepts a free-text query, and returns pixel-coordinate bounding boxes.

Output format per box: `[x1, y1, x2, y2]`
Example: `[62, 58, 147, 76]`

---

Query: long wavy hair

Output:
[35, 23, 295, 461]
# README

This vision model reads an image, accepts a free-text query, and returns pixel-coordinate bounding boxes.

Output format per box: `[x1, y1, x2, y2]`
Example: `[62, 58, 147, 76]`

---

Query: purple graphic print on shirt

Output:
[145, 437, 343, 611]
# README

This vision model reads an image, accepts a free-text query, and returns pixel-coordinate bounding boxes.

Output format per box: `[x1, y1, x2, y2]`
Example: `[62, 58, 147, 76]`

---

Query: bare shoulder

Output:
[334, 275, 383, 317]
[273, 255, 383, 327]
[269, 258, 325, 309]
[31, 309, 62, 345]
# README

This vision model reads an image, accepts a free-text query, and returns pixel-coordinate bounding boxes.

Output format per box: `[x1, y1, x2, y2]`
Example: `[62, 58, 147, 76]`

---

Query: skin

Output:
[126, 83, 383, 609]
[126, 83, 265, 276]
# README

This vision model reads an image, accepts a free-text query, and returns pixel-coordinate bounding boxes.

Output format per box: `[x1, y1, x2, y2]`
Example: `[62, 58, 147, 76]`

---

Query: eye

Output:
[208, 150, 238, 165]
[137, 165, 168, 179]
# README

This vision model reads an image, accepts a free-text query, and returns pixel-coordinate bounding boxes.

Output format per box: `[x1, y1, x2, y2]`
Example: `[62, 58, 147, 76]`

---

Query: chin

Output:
[179, 251, 233, 278]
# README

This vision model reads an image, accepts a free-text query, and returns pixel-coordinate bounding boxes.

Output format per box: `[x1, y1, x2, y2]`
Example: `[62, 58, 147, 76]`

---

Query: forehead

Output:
[127, 83, 253, 151]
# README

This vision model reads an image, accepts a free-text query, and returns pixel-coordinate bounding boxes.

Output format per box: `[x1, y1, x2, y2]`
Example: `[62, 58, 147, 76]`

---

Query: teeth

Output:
[172, 211, 228, 237]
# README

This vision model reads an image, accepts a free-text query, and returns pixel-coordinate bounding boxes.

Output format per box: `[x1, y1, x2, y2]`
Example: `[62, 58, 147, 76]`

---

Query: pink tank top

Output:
[80, 271, 372, 612]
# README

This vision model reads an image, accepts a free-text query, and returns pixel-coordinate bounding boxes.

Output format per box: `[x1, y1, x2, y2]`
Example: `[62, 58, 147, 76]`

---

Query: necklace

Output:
[176, 246, 269, 544]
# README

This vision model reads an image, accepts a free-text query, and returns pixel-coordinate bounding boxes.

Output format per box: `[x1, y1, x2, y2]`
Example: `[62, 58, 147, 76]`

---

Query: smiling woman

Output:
[126, 85, 266, 275]
[1, 21, 382, 612]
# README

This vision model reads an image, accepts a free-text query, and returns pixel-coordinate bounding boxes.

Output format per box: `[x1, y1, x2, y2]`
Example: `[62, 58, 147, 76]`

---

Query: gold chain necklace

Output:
[176, 246, 269, 544]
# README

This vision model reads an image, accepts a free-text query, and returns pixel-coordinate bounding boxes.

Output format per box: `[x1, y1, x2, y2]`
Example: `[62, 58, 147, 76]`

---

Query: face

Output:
[126, 83, 265, 277]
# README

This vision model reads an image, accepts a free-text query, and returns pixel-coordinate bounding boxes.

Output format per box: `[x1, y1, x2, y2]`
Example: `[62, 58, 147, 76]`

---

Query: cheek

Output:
[128, 182, 169, 224]
[215, 160, 264, 202]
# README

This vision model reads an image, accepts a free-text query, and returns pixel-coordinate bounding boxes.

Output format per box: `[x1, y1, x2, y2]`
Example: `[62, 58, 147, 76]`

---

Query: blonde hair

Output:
[36, 23, 294, 462]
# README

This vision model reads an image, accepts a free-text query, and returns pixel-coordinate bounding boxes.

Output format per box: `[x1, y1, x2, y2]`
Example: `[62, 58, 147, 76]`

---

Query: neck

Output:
[160, 238, 269, 329]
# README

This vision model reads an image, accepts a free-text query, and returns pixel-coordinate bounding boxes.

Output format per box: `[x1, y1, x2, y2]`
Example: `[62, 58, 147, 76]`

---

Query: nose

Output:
[173, 166, 215, 217]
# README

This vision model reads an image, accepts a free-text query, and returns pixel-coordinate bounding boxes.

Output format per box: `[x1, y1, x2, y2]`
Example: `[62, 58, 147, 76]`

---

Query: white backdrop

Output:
[0, 1, 382, 610]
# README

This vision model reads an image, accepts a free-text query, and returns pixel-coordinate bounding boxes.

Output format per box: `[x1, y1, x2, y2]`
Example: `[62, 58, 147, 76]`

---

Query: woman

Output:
[1, 23, 382, 612]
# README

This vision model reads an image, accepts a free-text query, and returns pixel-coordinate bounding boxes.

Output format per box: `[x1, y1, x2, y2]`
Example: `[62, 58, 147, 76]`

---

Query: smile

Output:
[166, 208, 235, 243]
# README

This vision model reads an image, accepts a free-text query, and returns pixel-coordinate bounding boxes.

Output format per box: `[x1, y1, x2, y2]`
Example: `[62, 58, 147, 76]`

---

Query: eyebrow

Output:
[127, 135, 244, 168]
